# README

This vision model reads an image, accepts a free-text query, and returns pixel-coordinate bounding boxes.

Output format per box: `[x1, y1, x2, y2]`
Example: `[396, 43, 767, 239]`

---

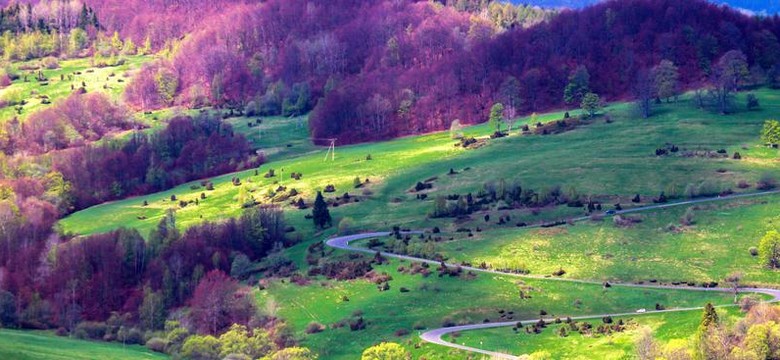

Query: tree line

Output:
[0, 202, 309, 358]
[52, 114, 262, 210]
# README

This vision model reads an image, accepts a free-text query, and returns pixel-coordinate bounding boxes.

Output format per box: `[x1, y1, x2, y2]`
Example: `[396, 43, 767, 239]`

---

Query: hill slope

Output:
[514, 0, 780, 13]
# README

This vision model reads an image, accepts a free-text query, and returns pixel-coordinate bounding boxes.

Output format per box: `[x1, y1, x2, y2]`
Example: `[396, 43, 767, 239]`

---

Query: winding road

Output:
[324, 190, 780, 359]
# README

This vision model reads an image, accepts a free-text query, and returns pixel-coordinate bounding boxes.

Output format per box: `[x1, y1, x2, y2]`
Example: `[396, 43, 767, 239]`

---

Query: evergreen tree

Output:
[312, 191, 331, 228]
[693, 303, 720, 360]
[700, 303, 719, 329]
[78, 3, 89, 29]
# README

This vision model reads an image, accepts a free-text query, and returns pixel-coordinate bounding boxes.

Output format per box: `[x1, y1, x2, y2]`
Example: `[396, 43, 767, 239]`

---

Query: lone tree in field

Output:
[634, 68, 654, 118]
[747, 93, 760, 110]
[724, 271, 743, 303]
[489, 103, 505, 133]
[312, 191, 332, 228]
[693, 303, 720, 360]
[361, 342, 411, 360]
[449, 119, 463, 139]
[564, 65, 590, 105]
[759, 230, 780, 268]
[581, 92, 602, 117]
[499, 75, 522, 112]
[710, 50, 750, 114]
[697, 303, 719, 336]
[761, 119, 780, 147]
[652, 60, 680, 102]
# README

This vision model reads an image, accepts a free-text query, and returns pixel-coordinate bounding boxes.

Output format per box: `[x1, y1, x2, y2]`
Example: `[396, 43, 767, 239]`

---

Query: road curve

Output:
[324, 191, 780, 359]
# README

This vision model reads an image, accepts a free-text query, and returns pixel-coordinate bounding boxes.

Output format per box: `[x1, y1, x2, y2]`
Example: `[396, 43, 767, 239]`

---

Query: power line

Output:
[311, 138, 337, 161]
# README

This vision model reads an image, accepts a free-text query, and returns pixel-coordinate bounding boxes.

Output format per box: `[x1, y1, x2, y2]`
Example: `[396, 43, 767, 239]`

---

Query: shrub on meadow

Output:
[305, 322, 324, 334]
[146, 337, 168, 353]
[757, 173, 778, 190]
[41, 56, 59, 69]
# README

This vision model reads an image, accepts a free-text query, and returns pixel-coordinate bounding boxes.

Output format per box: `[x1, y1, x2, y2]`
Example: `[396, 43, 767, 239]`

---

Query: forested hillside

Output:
[511, 0, 780, 13]
[5, 0, 775, 144]
[38, 0, 779, 144]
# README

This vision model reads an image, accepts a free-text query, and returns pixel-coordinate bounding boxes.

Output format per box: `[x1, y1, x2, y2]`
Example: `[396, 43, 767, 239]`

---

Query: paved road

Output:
[324, 191, 780, 359]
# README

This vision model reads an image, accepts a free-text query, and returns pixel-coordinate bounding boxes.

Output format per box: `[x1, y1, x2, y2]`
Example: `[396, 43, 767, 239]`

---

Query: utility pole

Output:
[320, 139, 337, 161]
[312, 138, 337, 161]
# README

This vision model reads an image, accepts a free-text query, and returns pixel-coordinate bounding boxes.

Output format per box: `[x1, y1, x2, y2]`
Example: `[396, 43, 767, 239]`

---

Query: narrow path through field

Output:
[324, 190, 780, 359]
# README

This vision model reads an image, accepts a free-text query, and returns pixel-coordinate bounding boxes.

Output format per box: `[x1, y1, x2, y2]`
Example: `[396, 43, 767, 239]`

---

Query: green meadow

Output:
[61, 90, 780, 242]
[448, 307, 743, 359]
[0, 55, 152, 123]
[0, 329, 167, 360]
[433, 194, 780, 286]
[52, 88, 780, 358]
[59, 106, 543, 237]
[226, 114, 317, 159]
[257, 258, 744, 360]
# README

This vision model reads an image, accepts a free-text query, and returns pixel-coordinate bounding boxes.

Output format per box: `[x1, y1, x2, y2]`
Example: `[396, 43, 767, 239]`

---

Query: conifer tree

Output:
[312, 191, 331, 228]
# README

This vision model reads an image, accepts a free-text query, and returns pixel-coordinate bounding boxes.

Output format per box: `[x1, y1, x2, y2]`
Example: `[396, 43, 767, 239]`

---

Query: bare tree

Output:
[652, 60, 680, 103]
[635, 327, 659, 360]
[634, 68, 654, 118]
[725, 271, 744, 303]
[362, 93, 392, 132]
[709, 50, 749, 114]
[503, 105, 517, 132]
[0, 202, 18, 264]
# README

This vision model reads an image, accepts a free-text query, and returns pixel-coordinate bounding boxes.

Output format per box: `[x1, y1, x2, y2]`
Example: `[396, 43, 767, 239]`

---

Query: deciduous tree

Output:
[181, 334, 221, 360]
[580, 92, 601, 117]
[725, 271, 743, 303]
[189, 270, 254, 335]
[652, 60, 679, 103]
[361, 342, 410, 360]
[498, 76, 522, 112]
[564, 66, 590, 105]
[634, 69, 654, 118]
[139, 286, 165, 330]
[489, 103, 505, 133]
[710, 50, 750, 114]
[761, 120, 780, 147]
[759, 230, 780, 268]
[264, 347, 317, 360]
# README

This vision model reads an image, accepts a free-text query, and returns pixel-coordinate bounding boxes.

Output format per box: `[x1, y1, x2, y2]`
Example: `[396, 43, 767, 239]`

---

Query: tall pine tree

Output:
[312, 191, 331, 228]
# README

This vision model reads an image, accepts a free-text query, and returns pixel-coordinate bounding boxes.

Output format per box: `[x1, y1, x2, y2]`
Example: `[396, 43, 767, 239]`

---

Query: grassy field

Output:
[58, 108, 504, 237]
[447, 307, 743, 359]
[432, 194, 780, 285]
[54, 89, 780, 358]
[60, 89, 780, 241]
[226, 114, 317, 159]
[0, 329, 166, 360]
[0, 55, 152, 123]
[257, 257, 748, 359]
